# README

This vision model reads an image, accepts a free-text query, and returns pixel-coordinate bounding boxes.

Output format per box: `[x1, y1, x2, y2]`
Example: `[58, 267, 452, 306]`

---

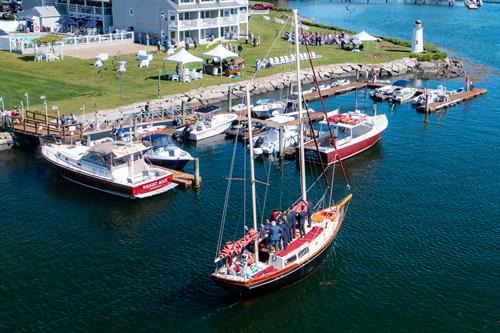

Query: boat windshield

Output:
[143, 135, 173, 149]
[81, 151, 110, 168]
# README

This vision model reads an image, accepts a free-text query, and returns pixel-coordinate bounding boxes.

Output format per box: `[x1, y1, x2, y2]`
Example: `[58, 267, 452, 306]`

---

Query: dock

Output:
[417, 89, 487, 113]
[304, 82, 368, 102]
[170, 168, 201, 189]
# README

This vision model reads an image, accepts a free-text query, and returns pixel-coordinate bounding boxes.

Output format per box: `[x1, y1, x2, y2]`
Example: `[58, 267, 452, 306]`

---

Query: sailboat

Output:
[211, 10, 352, 296]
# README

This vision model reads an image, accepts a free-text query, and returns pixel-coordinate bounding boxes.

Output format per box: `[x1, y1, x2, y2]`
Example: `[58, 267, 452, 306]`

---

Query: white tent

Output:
[202, 44, 238, 76]
[202, 44, 238, 60]
[351, 31, 378, 42]
[164, 48, 203, 65]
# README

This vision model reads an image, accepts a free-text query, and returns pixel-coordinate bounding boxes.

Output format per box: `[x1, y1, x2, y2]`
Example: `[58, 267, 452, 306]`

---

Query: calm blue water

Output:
[0, 3, 499, 332]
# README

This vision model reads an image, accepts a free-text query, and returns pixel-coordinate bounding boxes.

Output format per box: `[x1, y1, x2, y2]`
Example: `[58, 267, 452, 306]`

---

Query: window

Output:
[284, 255, 297, 266]
[129, 8, 134, 16]
[298, 247, 309, 258]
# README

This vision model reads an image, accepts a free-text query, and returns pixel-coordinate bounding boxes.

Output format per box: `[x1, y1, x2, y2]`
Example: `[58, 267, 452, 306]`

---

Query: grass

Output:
[0, 12, 412, 114]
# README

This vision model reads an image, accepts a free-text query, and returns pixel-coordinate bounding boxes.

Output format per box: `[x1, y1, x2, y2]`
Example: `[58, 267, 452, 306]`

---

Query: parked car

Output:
[251, 3, 274, 10]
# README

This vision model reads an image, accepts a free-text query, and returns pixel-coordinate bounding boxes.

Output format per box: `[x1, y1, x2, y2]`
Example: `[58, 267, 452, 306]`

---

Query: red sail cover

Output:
[219, 229, 259, 259]
[293, 200, 309, 213]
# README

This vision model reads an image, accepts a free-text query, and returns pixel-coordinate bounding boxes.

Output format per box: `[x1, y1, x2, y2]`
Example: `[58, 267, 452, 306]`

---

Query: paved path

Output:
[64, 43, 156, 59]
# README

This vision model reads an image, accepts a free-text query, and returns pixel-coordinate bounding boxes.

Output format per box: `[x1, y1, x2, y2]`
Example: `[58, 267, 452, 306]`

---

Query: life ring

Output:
[34, 24, 40, 33]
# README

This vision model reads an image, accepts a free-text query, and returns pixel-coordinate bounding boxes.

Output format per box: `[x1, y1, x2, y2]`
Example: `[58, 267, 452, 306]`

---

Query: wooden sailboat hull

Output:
[212, 228, 338, 296]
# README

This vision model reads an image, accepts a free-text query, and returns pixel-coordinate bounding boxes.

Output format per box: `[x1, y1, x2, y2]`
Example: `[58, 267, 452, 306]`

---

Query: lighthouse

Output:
[411, 20, 424, 54]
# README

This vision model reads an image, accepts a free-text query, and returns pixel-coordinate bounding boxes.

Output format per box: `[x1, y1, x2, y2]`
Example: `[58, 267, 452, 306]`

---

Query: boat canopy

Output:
[195, 105, 221, 114]
[89, 141, 149, 158]
[142, 134, 173, 149]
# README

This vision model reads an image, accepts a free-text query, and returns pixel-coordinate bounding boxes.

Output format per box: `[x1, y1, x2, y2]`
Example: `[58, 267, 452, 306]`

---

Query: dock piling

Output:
[181, 100, 186, 125]
[194, 158, 200, 188]
[228, 86, 232, 112]
[278, 126, 284, 159]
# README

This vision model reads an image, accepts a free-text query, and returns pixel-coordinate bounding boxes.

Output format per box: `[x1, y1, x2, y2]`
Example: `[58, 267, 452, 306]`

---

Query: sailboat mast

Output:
[293, 9, 307, 202]
[246, 85, 259, 263]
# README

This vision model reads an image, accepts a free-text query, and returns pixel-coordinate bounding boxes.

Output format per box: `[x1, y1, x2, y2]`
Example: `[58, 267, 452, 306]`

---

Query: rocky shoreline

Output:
[100, 57, 464, 115]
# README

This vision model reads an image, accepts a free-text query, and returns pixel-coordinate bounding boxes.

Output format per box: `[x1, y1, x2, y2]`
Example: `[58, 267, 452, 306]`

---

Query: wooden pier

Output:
[417, 88, 487, 113]
[304, 82, 368, 102]
[170, 168, 201, 189]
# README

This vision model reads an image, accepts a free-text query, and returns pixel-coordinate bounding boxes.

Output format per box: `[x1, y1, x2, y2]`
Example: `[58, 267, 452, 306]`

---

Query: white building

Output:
[21, 6, 62, 32]
[22, 0, 113, 33]
[22, 0, 249, 45]
[112, 0, 249, 45]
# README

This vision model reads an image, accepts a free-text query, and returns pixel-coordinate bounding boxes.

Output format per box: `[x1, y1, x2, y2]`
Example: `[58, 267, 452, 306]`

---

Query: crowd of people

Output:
[263, 201, 314, 254]
[284, 30, 348, 46]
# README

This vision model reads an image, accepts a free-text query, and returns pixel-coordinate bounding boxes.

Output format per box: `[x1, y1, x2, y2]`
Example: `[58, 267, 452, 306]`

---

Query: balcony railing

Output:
[67, 4, 112, 17]
[171, 15, 243, 29]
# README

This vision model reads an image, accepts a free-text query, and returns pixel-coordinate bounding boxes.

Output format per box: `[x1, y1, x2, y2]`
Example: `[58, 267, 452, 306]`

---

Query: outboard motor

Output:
[179, 125, 192, 141]
[254, 136, 264, 148]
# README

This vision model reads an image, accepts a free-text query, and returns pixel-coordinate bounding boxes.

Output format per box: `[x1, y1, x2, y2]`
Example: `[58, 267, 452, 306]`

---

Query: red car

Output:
[251, 3, 274, 10]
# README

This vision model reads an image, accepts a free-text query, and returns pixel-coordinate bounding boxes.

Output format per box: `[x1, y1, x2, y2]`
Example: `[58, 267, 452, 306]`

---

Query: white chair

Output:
[284, 55, 291, 63]
[182, 75, 191, 83]
[273, 57, 281, 65]
[172, 74, 179, 82]
[290, 54, 296, 62]
[94, 57, 103, 67]
[269, 58, 275, 67]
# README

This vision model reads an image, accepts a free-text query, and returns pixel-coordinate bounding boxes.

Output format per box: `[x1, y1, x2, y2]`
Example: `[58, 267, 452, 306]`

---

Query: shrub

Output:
[32, 35, 64, 46]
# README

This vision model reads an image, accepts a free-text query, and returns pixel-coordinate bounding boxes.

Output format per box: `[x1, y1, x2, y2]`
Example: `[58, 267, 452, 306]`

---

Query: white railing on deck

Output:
[8, 31, 134, 54]
[172, 15, 242, 29]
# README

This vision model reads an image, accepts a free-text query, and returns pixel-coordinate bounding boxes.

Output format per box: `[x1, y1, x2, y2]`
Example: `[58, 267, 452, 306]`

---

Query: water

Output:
[1, 3, 499, 332]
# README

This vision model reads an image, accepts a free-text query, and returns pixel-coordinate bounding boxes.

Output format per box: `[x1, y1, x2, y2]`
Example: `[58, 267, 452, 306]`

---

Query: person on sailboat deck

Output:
[268, 221, 282, 253]
[270, 208, 279, 222]
[279, 217, 289, 250]
[299, 205, 307, 238]
[307, 200, 313, 228]
[286, 209, 297, 240]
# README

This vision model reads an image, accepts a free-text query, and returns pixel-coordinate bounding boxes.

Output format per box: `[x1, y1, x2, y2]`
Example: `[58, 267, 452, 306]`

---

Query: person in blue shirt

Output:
[278, 216, 289, 250]
[286, 209, 297, 240]
[268, 221, 281, 254]
[298, 205, 307, 238]
[307, 200, 313, 228]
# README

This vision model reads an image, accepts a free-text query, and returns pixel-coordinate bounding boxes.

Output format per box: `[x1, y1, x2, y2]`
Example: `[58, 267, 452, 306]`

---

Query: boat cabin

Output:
[80, 141, 152, 183]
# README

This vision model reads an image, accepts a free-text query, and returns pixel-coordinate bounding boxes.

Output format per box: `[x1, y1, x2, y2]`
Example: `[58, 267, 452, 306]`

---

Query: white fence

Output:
[6, 31, 134, 54]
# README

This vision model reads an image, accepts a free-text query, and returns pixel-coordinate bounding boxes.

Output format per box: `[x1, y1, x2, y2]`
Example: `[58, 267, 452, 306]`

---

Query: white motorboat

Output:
[231, 103, 253, 113]
[331, 79, 351, 87]
[390, 87, 417, 103]
[249, 115, 299, 155]
[175, 105, 238, 141]
[370, 85, 397, 99]
[142, 134, 193, 170]
[41, 141, 177, 199]
[251, 100, 287, 119]
[465, 0, 479, 8]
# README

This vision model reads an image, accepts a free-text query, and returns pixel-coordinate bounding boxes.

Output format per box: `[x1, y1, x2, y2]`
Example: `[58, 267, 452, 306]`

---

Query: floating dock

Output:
[417, 88, 487, 113]
[304, 82, 368, 102]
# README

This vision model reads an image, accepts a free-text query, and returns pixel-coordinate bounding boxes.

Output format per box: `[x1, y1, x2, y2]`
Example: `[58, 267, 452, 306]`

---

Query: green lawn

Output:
[0, 12, 411, 114]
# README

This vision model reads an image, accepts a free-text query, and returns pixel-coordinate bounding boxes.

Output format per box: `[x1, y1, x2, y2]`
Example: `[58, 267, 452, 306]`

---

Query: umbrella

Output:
[351, 31, 378, 42]
[164, 48, 203, 65]
[202, 44, 238, 76]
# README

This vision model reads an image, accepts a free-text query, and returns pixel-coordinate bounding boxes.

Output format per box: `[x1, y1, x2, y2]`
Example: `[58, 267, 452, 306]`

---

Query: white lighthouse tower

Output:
[411, 20, 424, 54]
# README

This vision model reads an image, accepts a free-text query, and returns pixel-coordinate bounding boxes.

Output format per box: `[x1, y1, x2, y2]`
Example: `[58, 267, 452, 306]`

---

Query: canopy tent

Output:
[164, 48, 203, 65]
[202, 43, 238, 60]
[351, 31, 378, 42]
[202, 44, 238, 76]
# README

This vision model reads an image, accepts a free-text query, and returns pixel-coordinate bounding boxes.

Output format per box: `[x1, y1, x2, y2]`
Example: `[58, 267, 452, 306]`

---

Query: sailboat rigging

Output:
[211, 9, 352, 296]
